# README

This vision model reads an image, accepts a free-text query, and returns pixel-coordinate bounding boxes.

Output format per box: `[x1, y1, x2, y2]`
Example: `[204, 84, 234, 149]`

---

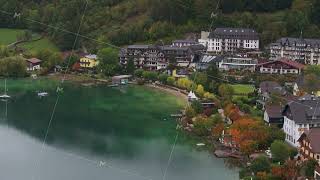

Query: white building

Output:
[270, 37, 320, 65]
[199, 28, 259, 54]
[256, 58, 305, 75]
[172, 40, 198, 47]
[218, 55, 258, 72]
[26, 58, 42, 71]
[283, 97, 320, 147]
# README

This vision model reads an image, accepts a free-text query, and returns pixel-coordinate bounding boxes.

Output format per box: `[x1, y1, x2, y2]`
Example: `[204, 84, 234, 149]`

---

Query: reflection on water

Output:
[0, 80, 238, 180]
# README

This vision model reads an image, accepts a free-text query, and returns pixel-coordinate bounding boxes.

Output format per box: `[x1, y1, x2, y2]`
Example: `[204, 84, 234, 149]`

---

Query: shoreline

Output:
[144, 83, 189, 103]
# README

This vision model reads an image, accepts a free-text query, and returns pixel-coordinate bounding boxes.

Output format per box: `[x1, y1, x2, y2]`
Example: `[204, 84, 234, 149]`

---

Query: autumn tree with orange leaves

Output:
[224, 103, 242, 122]
[271, 165, 285, 179]
[229, 117, 269, 156]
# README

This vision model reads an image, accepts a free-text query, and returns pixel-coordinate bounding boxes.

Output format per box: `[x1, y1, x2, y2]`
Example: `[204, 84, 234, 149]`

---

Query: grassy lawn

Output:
[0, 28, 24, 45]
[0, 28, 59, 53]
[231, 84, 255, 95]
[20, 38, 59, 53]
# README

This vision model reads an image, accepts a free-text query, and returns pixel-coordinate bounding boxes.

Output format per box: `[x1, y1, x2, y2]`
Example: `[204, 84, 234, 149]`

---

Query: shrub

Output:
[270, 140, 290, 163]
[251, 156, 271, 174]
[191, 100, 203, 114]
[203, 92, 215, 100]
[185, 106, 196, 119]
[158, 73, 169, 84]
[134, 69, 144, 78]
[193, 116, 214, 136]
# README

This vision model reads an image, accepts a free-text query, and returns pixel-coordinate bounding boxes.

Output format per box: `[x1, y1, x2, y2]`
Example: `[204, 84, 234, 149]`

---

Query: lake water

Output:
[0, 79, 238, 180]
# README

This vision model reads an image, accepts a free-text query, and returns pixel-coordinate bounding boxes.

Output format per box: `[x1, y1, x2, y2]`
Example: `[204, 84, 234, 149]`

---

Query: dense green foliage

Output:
[0, 0, 319, 51]
[250, 156, 271, 174]
[270, 140, 290, 163]
[0, 56, 27, 77]
[303, 159, 318, 177]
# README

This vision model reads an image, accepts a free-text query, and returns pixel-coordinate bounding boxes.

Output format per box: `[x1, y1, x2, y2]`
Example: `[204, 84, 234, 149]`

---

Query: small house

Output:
[264, 105, 284, 128]
[26, 58, 42, 71]
[256, 81, 287, 109]
[298, 128, 320, 163]
[80, 54, 99, 69]
[257, 58, 305, 74]
[283, 98, 320, 147]
[112, 75, 132, 85]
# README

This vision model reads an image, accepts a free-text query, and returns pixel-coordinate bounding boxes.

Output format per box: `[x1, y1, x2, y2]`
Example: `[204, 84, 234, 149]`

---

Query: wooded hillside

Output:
[0, 0, 319, 51]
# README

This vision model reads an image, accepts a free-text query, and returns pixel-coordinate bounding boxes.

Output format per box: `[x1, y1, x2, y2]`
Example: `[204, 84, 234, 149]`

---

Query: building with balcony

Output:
[270, 37, 320, 65]
[119, 43, 205, 70]
[283, 96, 320, 147]
[218, 55, 258, 72]
[199, 28, 259, 54]
[257, 58, 305, 74]
[172, 40, 198, 47]
[298, 128, 320, 164]
[79, 54, 99, 69]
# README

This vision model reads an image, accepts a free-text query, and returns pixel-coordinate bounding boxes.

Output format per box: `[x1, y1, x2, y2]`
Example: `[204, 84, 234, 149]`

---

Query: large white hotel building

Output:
[199, 28, 260, 54]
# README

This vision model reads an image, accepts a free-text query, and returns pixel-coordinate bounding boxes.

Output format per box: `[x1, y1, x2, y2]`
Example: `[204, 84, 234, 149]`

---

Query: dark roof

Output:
[173, 40, 197, 44]
[189, 44, 206, 52]
[127, 44, 151, 49]
[161, 46, 189, 51]
[283, 99, 320, 123]
[259, 81, 286, 95]
[266, 105, 283, 118]
[299, 94, 320, 101]
[299, 128, 320, 153]
[257, 58, 305, 69]
[272, 37, 320, 48]
[209, 28, 259, 40]
[26, 58, 42, 64]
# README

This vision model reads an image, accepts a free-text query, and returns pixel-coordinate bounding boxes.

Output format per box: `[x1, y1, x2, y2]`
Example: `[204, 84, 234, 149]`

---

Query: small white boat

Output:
[38, 92, 49, 97]
[196, 143, 206, 146]
[0, 94, 10, 99]
[0, 79, 10, 99]
[108, 84, 119, 87]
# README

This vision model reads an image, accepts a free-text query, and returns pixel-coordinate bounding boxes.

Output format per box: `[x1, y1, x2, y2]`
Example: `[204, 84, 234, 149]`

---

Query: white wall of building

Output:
[283, 116, 301, 147]
[200, 38, 259, 53]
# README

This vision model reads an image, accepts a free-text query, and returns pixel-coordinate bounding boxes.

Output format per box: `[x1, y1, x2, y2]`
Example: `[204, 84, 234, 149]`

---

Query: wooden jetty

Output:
[170, 114, 183, 118]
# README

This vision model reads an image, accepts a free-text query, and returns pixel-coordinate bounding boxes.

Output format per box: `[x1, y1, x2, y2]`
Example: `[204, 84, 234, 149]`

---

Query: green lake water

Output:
[0, 78, 238, 180]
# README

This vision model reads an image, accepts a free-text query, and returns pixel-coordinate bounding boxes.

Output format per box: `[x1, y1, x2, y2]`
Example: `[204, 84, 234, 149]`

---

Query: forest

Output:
[0, 0, 319, 51]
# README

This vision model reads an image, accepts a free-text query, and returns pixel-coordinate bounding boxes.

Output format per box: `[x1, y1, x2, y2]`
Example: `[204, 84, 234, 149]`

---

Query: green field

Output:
[231, 84, 255, 95]
[0, 28, 24, 45]
[0, 28, 59, 52]
[20, 38, 59, 53]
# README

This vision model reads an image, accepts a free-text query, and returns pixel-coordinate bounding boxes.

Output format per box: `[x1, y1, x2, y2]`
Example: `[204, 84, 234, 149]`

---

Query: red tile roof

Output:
[26, 58, 42, 64]
[278, 58, 305, 69]
[257, 58, 305, 69]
